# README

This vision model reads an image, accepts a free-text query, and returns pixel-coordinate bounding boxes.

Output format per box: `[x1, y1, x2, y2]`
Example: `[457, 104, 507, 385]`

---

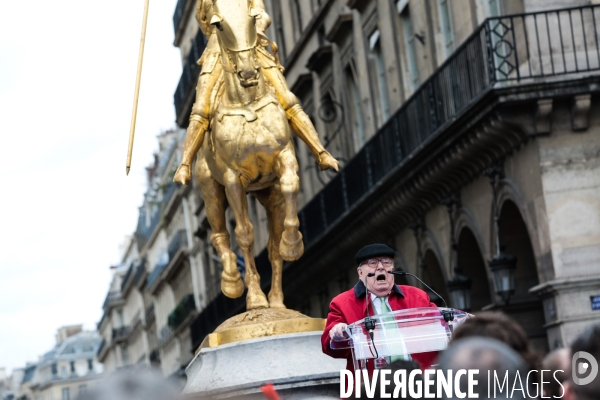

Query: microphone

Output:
[364, 272, 379, 359]
[387, 270, 455, 322]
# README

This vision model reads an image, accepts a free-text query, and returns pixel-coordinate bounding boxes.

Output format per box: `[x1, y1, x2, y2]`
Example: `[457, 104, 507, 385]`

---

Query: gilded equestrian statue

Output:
[174, 0, 338, 310]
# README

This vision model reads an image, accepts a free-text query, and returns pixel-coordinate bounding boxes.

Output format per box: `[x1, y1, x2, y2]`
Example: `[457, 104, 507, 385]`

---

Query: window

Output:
[344, 62, 365, 151]
[51, 363, 57, 376]
[87, 359, 93, 371]
[367, 29, 390, 126]
[122, 346, 129, 366]
[61, 388, 70, 400]
[398, 1, 419, 92]
[69, 361, 75, 374]
[60, 366, 67, 378]
[486, 0, 502, 17]
[292, 0, 303, 38]
[438, 0, 455, 57]
[78, 385, 87, 396]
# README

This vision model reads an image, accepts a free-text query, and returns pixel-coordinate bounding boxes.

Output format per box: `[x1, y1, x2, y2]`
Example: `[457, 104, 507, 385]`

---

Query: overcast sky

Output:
[0, 0, 180, 373]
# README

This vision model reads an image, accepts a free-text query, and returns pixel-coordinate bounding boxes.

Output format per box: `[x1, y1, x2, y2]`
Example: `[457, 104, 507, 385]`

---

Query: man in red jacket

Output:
[321, 243, 439, 374]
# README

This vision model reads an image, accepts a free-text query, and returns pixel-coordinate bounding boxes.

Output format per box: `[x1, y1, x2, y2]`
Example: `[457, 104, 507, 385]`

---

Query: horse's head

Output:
[210, 0, 261, 88]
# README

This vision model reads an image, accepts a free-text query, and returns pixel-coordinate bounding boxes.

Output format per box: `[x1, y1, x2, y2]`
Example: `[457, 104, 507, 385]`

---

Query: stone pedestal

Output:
[183, 331, 346, 399]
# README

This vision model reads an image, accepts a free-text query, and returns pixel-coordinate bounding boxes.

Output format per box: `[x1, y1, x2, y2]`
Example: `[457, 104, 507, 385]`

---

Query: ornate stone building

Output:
[97, 129, 207, 380]
[168, 0, 600, 355]
[14, 326, 103, 400]
[100, 0, 600, 368]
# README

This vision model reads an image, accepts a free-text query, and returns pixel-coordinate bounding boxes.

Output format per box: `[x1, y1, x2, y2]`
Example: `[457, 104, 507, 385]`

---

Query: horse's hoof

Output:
[318, 151, 340, 172]
[221, 276, 245, 299]
[173, 164, 191, 185]
[246, 291, 269, 310]
[280, 231, 304, 261]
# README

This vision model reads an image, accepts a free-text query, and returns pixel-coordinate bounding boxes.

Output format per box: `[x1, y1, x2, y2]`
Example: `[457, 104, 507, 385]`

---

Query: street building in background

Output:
[3, 325, 102, 400]
[96, 0, 600, 382]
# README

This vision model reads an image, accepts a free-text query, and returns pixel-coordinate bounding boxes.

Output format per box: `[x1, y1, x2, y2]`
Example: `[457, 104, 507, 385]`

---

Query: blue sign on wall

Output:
[592, 296, 600, 311]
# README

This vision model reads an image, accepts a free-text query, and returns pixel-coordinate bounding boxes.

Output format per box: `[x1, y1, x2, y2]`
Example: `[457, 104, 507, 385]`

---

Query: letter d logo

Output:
[572, 351, 599, 386]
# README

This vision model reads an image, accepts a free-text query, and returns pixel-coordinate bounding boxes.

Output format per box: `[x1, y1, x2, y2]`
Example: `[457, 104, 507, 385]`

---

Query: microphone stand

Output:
[364, 272, 379, 359]
[387, 270, 455, 322]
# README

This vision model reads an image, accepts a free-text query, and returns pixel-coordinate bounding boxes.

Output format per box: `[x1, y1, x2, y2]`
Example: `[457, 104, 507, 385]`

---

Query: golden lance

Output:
[126, 0, 150, 176]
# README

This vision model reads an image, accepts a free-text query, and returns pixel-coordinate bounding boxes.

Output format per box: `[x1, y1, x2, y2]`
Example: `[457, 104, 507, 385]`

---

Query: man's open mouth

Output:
[375, 273, 386, 281]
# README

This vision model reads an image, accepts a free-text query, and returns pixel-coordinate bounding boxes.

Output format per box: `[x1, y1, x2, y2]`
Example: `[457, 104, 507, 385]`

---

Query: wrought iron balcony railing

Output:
[188, 5, 600, 350]
[174, 29, 208, 126]
[133, 259, 146, 286]
[111, 326, 130, 341]
[146, 258, 169, 290]
[120, 262, 135, 292]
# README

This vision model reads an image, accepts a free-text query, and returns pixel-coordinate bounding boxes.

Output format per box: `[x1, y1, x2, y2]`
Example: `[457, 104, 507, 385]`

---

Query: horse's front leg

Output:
[196, 157, 244, 299]
[222, 169, 269, 310]
[253, 186, 286, 308]
[275, 148, 304, 261]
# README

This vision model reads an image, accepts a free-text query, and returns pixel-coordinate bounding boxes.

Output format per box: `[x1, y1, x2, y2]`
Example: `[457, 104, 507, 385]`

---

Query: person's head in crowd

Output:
[565, 323, 600, 400]
[450, 311, 541, 373]
[355, 243, 397, 297]
[438, 337, 529, 400]
[541, 348, 571, 398]
[352, 359, 422, 400]
[77, 367, 180, 400]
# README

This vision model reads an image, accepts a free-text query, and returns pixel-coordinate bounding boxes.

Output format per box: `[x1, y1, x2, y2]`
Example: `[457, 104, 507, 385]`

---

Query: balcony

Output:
[132, 259, 146, 287]
[174, 30, 208, 127]
[146, 259, 169, 290]
[102, 291, 123, 310]
[120, 262, 135, 292]
[111, 326, 130, 342]
[189, 5, 600, 349]
[167, 294, 195, 331]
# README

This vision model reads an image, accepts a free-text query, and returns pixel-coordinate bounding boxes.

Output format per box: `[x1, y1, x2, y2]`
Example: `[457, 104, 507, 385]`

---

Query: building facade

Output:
[99, 0, 600, 375]
[97, 129, 213, 381]
[14, 326, 103, 400]
[169, 0, 600, 355]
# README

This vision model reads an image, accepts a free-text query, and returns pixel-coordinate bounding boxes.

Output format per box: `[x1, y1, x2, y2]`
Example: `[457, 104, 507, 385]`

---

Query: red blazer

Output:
[321, 281, 440, 373]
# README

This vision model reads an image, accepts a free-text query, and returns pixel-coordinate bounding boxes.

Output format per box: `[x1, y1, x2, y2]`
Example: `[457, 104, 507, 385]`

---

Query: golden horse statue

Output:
[193, 0, 306, 310]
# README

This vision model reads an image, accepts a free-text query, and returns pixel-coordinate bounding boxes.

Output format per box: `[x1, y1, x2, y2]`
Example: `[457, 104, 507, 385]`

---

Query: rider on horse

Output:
[173, 0, 339, 185]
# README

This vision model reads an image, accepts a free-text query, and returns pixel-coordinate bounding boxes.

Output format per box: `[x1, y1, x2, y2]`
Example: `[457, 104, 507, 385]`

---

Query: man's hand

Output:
[329, 323, 348, 340]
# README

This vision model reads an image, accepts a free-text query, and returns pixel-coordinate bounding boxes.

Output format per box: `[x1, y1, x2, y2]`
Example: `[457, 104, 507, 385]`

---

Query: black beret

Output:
[355, 243, 395, 265]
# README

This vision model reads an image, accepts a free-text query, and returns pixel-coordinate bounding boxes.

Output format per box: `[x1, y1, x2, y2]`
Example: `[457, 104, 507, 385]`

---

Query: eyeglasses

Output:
[360, 257, 394, 268]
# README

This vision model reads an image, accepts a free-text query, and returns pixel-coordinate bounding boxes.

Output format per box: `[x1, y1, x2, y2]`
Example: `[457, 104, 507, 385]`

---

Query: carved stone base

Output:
[184, 331, 345, 399]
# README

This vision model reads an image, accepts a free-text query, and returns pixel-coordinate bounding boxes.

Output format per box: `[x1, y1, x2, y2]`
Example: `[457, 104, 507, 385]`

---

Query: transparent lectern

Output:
[331, 307, 470, 371]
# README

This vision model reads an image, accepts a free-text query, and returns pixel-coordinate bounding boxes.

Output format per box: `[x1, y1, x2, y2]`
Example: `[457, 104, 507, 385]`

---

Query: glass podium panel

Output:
[331, 307, 470, 371]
